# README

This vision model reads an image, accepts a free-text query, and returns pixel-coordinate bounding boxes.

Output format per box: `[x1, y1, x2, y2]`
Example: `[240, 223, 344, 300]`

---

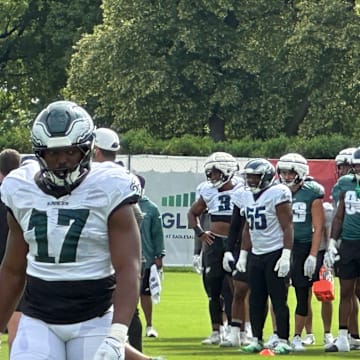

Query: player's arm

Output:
[227, 205, 245, 252]
[236, 221, 251, 272]
[330, 191, 345, 240]
[187, 197, 207, 230]
[241, 221, 252, 251]
[0, 211, 27, 331]
[310, 198, 324, 256]
[108, 203, 141, 327]
[276, 201, 293, 250]
[188, 197, 215, 245]
[151, 206, 165, 268]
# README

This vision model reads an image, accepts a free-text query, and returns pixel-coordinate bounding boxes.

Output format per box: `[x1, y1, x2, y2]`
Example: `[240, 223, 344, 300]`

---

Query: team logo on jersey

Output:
[130, 180, 141, 194]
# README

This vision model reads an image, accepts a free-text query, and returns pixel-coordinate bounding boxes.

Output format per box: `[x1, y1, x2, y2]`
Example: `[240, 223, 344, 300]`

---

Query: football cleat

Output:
[146, 326, 158, 338]
[302, 333, 315, 345]
[219, 327, 240, 347]
[349, 336, 360, 350]
[291, 335, 305, 351]
[273, 340, 292, 354]
[240, 340, 263, 353]
[323, 333, 334, 345]
[264, 333, 279, 349]
[325, 335, 350, 352]
[201, 331, 221, 345]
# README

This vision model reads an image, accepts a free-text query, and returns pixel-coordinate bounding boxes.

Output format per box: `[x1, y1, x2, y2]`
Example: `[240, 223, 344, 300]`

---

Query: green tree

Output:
[66, 0, 290, 140]
[283, 0, 360, 137]
[66, 0, 360, 142]
[0, 0, 102, 130]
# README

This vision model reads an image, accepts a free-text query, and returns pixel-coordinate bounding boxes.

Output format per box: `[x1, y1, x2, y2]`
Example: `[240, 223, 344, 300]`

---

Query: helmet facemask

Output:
[205, 167, 231, 189]
[204, 152, 239, 189]
[278, 170, 302, 189]
[335, 148, 357, 178]
[276, 153, 309, 190]
[36, 141, 94, 191]
[245, 173, 270, 194]
[31, 101, 95, 193]
[243, 159, 275, 194]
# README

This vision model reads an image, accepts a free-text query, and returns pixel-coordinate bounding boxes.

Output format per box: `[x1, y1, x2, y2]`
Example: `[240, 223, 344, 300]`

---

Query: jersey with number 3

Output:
[240, 184, 292, 255]
[0, 160, 140, 324]
[196, 177, 244, 216]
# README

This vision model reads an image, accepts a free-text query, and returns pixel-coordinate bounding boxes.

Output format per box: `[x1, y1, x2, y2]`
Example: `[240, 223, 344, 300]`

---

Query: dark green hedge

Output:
[0, 125, 356, 160]
[120, 130, 356, 160]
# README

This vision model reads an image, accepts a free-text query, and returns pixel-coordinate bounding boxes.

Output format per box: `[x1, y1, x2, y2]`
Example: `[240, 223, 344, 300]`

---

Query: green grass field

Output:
[0, 270, 359, 359]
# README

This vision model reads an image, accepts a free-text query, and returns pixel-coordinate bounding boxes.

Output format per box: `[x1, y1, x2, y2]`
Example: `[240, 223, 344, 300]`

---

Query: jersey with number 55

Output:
[240, 184, 292, 255]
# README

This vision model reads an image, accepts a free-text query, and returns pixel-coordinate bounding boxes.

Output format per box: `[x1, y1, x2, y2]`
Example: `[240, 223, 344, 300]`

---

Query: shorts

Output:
[291, 242, 313, 287]
[337, 240, 360, 279]
[11, 311, 112, 360]
[140, 268, 151, 296]
[203, 236, 227, 278]
[232, 269, 248, 282]
[312, 250, 325, 282]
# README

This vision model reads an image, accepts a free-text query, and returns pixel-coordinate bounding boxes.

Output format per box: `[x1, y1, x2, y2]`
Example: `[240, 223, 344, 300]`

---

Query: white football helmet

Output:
[351, 147, 360, 180]
[335, 147, 357, 165]
[276, 153, 309, 188]
[204, 152, 239, 189]
[335, 147, 357, 178]
[32, 100, 95, 189]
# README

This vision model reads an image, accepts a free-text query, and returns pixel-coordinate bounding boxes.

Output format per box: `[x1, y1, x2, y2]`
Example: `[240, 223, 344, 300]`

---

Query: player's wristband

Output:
[193, 225, 205, 237]
[108, 323, 128, 344]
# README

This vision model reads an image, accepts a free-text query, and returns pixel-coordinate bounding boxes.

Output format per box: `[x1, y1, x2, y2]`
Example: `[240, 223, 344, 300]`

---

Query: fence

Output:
[117, 154, 337, 267]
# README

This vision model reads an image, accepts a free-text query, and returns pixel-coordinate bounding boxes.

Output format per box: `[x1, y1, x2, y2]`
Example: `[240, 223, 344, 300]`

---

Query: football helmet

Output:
[243, 158, 275, 194]
[204, 152, 239, 189]
[276, 153, 309, 188]
[335, 147, 357, 178]
[351, 147, 360, 180]
[32, 100, 95, 189]
[335, 147, 357, 165]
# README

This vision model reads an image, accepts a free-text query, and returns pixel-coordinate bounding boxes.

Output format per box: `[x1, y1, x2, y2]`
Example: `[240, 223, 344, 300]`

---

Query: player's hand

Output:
[222, 251, 235, 272]
[274, 249, 291, 277]
[324, 238, 340, 268]
[192, 254, 202, 275]
[201, 231, 216, 245]
[304, 255, 317, 278]
[236, 250, 248, 272]
[93, 337, 125, 360]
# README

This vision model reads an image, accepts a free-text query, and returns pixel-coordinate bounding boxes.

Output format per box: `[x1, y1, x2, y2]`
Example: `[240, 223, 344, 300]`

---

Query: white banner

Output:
[117, 155, 250, 266]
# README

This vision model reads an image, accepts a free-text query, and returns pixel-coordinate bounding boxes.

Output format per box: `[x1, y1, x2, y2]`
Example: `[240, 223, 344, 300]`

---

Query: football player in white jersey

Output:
[93, 127, 163, 360]
[220, 185, 251, 348]
[0, 101, 144, 360]
[236, 159, 293, 355]
[188, 152, 242, 345]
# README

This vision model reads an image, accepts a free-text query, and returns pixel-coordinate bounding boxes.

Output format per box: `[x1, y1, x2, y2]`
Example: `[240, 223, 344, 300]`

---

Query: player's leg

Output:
[128, 308, 143, 351]
[11, 314, 65, 360]
[140, 268, 157, 337]
[7, 311, 22, 351]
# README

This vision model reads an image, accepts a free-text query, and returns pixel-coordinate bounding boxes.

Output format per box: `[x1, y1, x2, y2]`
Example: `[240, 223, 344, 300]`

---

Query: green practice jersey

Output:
[292, 180, 324, 244]
[338, 174, 360, 241]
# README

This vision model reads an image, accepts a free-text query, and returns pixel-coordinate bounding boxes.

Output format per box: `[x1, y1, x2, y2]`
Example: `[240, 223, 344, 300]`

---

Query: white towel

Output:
[149, 264, 162, 304]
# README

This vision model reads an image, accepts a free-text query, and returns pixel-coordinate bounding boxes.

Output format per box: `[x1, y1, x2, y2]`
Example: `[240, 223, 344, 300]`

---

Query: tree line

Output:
[1, 0, 359, 155]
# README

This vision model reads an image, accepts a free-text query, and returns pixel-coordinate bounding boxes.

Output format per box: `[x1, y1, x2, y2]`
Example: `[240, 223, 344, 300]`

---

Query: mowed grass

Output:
[0, 270, 359, 359]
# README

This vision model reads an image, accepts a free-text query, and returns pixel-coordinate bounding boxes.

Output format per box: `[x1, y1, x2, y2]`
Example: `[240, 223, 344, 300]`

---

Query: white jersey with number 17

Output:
[1, 161, 141, 281]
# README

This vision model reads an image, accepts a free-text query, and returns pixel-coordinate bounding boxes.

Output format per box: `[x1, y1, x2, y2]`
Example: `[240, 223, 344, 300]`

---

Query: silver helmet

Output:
[32, 100, 95, 188]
